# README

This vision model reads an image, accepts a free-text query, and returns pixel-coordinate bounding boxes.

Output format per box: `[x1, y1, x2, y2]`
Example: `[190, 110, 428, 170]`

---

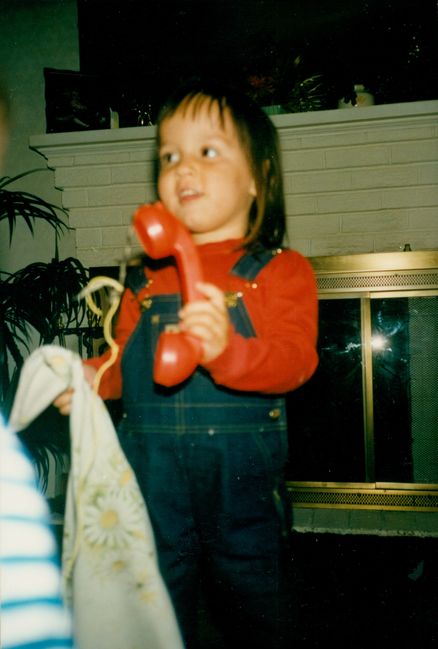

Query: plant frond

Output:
[5, 257, 89, 341]
[0, 169, 69, 245]
[0, 168, 48, 188]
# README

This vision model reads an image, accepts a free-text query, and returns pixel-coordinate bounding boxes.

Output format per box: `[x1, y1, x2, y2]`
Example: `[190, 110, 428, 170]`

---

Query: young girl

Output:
[56, 80, 318, 648]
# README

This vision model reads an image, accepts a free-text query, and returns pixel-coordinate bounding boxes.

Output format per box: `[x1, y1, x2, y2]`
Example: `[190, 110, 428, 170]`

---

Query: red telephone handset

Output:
[132, 202, 204, 387]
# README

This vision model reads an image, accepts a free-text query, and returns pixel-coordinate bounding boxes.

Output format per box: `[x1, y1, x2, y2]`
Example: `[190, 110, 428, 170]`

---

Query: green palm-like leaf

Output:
[0, 169, 68, 245]
[0, 273, 32, 354]
[0, 274, 31, 411]
[0, 257, 90, 416]
[8, 257, 89, 343]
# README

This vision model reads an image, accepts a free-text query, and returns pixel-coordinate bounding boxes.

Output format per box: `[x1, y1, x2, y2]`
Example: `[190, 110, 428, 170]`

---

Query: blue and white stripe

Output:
[1, 418, 75, 649]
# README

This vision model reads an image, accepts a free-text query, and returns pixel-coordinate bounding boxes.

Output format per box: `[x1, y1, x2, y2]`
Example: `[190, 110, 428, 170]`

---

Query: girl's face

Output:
[157, 99, 256, 244]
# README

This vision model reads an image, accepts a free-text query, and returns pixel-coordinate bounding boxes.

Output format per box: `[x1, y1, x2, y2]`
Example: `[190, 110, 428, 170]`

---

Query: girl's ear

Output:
[249, 177, 257, 197]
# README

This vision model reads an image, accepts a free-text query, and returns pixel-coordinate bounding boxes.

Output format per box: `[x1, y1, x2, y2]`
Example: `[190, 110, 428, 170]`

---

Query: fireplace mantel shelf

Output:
[30, 99, 438, 156]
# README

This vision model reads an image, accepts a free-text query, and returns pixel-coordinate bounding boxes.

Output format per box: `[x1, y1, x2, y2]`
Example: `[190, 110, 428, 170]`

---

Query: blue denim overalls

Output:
[118, 250, 291, 648]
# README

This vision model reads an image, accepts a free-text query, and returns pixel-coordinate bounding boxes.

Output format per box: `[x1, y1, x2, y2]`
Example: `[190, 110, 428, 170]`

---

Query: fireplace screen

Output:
[286, 251, 438, 509]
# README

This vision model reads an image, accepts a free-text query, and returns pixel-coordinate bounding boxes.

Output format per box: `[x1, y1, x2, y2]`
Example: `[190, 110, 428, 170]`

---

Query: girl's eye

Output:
[202, 147, 218, 159]
[160, 151, 179, 166]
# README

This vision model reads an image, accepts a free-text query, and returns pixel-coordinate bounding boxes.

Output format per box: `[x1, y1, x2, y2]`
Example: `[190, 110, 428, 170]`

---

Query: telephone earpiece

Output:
[132, 202, 204, 387]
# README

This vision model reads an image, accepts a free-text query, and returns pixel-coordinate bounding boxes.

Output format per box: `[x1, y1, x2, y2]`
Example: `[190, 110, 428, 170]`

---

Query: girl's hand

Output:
[53, 387, 75, 416]
[53, 364, 97, 416]
[179, 281, 230, 364]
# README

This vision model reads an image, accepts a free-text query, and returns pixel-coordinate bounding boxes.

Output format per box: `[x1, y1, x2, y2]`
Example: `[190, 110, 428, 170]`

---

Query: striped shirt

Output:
[0, 417, 75, 649]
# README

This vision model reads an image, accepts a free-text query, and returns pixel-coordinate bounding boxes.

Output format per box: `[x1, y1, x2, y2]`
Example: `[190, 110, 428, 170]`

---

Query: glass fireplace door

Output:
[286, 296, 366, 482]
[371, 294, 438, 485]
[286, 291, 438, 488]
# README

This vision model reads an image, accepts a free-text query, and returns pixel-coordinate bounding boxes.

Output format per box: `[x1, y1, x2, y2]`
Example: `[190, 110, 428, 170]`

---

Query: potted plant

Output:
[0, 168, 92, 488]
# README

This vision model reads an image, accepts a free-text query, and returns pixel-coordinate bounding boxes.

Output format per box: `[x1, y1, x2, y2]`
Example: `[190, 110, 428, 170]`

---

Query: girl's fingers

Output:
[53, 366, 96, 416]
[196, 281, 227, 311]
[180, 304, 228, 342]
[83, 364, 97, 387]
[179, 282, 227, 321]
[53, 388, 74, 416]
[178, 281, 230, 362]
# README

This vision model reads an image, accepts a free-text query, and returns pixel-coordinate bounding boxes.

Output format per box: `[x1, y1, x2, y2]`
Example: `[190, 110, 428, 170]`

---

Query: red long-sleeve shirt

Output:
[86, 238, 318, 400]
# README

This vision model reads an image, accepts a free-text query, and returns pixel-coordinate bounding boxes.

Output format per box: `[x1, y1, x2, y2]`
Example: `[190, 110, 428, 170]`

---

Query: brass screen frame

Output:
[286, 250, 438, 511]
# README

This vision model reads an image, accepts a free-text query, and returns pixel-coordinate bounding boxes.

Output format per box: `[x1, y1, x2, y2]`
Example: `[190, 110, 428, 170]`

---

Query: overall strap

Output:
[230, 248, 280, 281]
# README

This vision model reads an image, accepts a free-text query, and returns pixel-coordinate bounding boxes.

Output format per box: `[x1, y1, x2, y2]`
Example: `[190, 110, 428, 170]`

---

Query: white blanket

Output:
[9, 345, 183, 649]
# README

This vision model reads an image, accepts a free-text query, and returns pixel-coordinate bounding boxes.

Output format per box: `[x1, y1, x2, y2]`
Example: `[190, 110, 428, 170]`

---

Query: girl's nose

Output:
[175, 155, 196, 175]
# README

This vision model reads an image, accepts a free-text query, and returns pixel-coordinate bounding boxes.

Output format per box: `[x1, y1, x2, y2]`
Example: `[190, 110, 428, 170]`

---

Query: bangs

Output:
[158, 92, 229, 138]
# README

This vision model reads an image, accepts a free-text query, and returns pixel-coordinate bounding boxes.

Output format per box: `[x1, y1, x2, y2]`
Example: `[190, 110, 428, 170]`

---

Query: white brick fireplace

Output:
[30, 99, 438, 270]
[29, 100, 438, 536]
